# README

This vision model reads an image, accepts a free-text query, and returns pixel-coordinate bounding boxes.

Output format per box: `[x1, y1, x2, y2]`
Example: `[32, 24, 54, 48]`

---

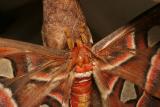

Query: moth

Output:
[0, 1, 160, 107]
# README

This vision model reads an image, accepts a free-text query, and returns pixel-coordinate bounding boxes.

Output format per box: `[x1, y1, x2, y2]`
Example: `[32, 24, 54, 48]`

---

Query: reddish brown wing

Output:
[0, 38, 69, 107]
[0, 37, 67, 57]
[92, 4, 160, 107]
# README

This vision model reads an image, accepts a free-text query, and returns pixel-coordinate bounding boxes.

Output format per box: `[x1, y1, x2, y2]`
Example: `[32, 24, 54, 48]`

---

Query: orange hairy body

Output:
[70, 44, 93, 107]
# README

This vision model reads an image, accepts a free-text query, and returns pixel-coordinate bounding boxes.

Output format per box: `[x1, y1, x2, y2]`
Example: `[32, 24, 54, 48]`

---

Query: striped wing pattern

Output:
[0, 3, 160, 107]
[0, 38, 68, 107]
[92, 4, 160, 107]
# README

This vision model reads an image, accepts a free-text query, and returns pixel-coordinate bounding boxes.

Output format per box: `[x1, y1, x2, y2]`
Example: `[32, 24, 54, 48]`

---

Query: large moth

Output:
[0, 0, 160, 107]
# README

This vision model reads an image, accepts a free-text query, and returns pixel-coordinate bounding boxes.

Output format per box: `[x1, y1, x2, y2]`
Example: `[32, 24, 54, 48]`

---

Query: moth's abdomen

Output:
[71, 77, 92, 107]
[70, 65, 93, 107]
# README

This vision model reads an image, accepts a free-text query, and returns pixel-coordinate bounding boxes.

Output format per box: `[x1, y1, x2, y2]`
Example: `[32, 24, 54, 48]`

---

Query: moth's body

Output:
[70, 42, 93, 107]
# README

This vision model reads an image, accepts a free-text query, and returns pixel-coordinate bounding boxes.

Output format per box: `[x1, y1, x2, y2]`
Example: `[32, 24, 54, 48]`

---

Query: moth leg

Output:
[64, 28, 75, 49]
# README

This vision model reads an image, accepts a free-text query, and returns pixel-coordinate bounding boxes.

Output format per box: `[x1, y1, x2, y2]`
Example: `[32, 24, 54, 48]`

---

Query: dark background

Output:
[0, 0, 159, 45]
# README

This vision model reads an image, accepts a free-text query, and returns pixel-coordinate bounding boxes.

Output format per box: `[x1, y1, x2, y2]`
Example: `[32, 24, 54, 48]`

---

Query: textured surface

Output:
[42, 0, 92, 49]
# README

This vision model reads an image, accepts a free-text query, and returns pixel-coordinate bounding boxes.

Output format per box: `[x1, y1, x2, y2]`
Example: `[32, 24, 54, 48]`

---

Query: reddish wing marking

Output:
[0, 37, 68, 58]
[92, 4, 160, 65]
[0, 48, 22, 56]
[1, 61, 68, 107]
[94, 32, 136, 71]
[0, 38, 70, 107]
[92, 3, 160, 106]
[92, 31, 138, 107]
[36, 65, 74, 106]
[93, 68, 118, 106]
[0, 63, 66, 106]
[136, 92, 160, 107]
[0, 83, 17, 107]
[145, 49, 160, 98]
[0, 37, 68, 82]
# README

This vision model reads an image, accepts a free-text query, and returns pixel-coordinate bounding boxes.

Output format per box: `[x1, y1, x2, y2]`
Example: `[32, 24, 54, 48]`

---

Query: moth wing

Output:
[0, 38, 69, 107]
[92, 4, 160, 69]
[137, 92, 160, 107]
[43, 68, 75, 107]
[92, 4, 160, 66]
[92, 4, 160, 100]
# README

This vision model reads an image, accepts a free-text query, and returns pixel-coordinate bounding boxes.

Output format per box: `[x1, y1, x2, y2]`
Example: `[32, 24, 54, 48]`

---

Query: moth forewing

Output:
[92, 4, 160, 53]
[91, 3, 160, 106]
[0, 37, 68, 59]
[0, 37, 70, 107]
